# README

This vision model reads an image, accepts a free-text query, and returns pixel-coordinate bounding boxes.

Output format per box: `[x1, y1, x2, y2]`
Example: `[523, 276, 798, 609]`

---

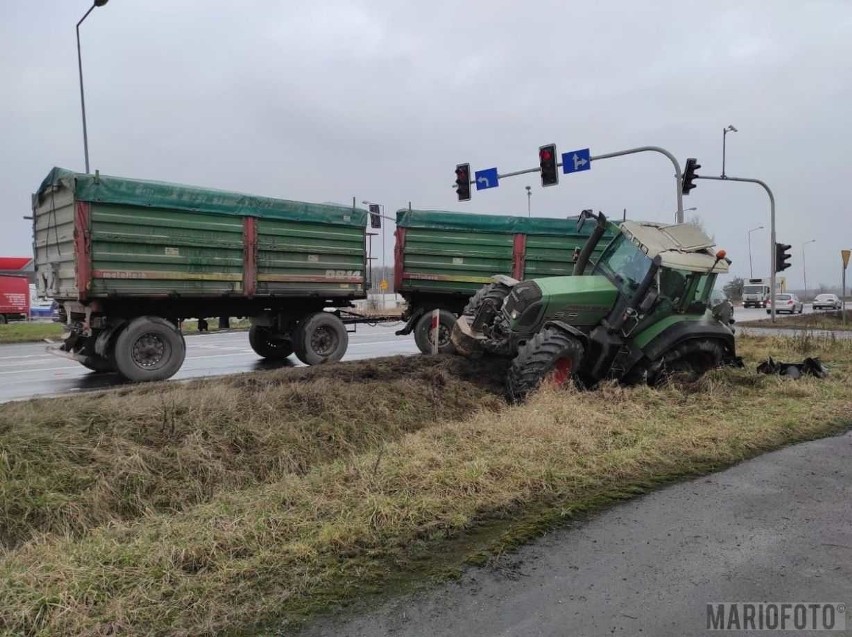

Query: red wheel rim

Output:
[549, 357, 573, 386]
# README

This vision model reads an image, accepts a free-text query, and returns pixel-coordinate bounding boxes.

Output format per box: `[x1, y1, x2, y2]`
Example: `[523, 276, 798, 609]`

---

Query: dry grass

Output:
[738, 309, 852, 331]
[0, 356, 507, 550]
[0, 322, 63, 344]
[0, 336, 850, 636]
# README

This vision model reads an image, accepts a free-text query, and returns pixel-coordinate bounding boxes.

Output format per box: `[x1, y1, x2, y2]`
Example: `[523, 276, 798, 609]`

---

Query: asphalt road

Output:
[300, 431, 852, 637]
[0, 323, 419, 404]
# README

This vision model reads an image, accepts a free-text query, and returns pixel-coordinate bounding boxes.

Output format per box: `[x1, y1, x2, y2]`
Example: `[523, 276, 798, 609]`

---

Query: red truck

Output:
[0, 276, 29, 323]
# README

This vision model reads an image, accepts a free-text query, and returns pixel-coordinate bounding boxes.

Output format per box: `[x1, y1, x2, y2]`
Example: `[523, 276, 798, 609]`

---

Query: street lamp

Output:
[802, 239, 816, 298]
[677, 206, 697, 223]
[747, 225, 764, 278]
[77, 0, 109, 174]
[525, 185, 531, 217]
[721, 125, 737, 178]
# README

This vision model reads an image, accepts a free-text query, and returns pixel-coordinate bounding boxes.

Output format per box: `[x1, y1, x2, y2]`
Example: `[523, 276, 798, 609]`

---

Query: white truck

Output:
[742, 277, 786, 308]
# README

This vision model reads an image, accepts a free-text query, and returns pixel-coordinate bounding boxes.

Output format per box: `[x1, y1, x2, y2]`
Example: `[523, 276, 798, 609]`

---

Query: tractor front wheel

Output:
[506, 327, 585, 403]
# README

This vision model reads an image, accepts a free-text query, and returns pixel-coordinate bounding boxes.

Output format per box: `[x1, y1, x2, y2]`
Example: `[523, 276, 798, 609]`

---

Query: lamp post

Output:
[747, 225, 764, 279]
[525, 185, 531, 217]
[722, 124, 737, 178]
[678, 206, 697, 223]
[802, 239, 816, 298]
[77, 0, 109, 174]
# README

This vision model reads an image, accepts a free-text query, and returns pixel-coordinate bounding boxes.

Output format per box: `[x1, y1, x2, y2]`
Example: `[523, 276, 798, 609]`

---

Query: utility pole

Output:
[525, 185, 531, 217]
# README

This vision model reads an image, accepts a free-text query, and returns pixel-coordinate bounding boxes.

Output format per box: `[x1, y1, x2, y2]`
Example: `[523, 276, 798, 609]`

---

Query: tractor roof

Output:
[619, 221, 729, 273]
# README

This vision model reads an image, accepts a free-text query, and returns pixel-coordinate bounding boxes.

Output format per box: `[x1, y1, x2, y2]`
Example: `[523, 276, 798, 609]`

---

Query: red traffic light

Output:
[539, 143, 558, 187]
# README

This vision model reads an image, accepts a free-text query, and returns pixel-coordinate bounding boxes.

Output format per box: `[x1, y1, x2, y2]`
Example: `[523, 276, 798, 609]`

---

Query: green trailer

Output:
[32, 168, 369, 381]
[394, 209, 613, 354]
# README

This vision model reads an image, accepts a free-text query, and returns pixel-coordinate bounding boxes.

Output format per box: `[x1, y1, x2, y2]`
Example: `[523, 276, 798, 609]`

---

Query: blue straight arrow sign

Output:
[562, 148, 591, 174]
[475, 167, 499, 190]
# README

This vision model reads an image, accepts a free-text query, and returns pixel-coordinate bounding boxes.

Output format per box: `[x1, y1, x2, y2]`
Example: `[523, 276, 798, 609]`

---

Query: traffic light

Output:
[682, 157, 701, 195]
[775, 242, 792, 273]
[539, 144, 558, 187]
[368, 204, 381, 229]
[455, 163, 471, 201]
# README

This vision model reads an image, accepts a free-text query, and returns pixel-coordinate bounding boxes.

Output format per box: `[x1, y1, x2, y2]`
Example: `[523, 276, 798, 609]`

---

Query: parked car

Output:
[812, 293, 842, 311]
[767, 293, 803, 314]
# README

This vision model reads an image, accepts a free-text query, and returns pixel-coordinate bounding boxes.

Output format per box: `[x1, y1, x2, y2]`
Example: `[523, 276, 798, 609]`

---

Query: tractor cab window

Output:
[658, 268, 689, 304]
[594, 234, 653, 292]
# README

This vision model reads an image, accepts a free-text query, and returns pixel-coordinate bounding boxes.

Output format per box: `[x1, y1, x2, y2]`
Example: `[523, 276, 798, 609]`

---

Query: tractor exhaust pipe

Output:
[573, 211, 609, 276]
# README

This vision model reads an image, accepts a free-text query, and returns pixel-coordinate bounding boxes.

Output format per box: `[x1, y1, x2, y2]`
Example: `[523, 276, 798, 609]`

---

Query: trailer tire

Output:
[293, 312, 348, 365]
[414, 309, 457, 355]
[248, 325, 293, 360]
[506, 327, 585, 403]
[80, 354, 115, 373]
[113, 316, 186, 382]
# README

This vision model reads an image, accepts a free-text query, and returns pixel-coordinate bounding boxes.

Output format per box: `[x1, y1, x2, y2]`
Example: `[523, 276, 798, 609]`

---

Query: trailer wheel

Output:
[80, 354, 115, 373]
[293, 312, 348, 365]
[506, 327, 585, 403]
[113, 316, 186, 382]
[248, 325, 293, 360]
[414, 309, 457, 355]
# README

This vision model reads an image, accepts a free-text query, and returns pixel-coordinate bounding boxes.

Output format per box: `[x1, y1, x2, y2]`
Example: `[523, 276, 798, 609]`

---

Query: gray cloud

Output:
[2, 0, 850, 288]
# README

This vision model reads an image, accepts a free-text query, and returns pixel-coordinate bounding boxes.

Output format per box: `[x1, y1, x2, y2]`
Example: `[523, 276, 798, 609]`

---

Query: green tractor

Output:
[452, 211, 736, 401]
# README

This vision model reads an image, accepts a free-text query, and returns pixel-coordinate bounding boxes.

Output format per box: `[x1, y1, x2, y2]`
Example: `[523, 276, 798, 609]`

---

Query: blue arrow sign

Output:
[562, 148, 591, 174]
[475, 167, 499, 190]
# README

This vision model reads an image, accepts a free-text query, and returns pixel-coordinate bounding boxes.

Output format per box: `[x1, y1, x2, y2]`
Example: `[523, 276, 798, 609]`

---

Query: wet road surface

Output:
[0, 323, 419, 403]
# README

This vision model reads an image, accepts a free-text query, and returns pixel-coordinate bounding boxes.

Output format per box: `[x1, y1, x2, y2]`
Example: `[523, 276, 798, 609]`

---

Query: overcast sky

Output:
[2, 0, 850, 288]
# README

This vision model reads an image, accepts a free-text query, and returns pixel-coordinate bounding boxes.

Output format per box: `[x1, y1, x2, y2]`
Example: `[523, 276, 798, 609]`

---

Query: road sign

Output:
[842, 249, 851, 269]
[475, 167, 499, 191]
[561, 148, 591, 174]
[379, 279, 388, 291]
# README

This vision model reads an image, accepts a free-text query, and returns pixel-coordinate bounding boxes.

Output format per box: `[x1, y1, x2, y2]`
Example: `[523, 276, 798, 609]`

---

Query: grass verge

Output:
[738, 309, 852, 331]
[0, 319, 252, 344]
[0, 335, 850, 636]
[0, 322, 63, 344]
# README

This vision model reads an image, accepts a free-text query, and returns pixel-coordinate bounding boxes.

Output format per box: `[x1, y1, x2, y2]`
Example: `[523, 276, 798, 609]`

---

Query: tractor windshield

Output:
[594, 234, 653, 291]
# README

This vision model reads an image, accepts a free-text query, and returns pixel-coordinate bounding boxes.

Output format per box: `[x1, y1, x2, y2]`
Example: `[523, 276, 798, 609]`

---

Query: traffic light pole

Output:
[695, 175, 777, 322]
[588, 147, 684, 223]
[477, 146, 686, 222]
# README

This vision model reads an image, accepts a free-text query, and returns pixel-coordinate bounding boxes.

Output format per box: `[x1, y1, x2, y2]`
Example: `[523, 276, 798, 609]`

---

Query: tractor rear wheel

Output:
[646, 340, 724, 386]
[506, 327, 585, 403]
